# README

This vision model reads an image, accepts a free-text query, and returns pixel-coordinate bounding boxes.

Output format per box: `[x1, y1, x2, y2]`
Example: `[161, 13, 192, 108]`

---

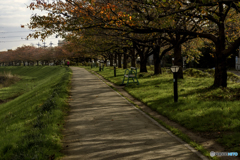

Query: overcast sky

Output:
[0, 0, 62, 51]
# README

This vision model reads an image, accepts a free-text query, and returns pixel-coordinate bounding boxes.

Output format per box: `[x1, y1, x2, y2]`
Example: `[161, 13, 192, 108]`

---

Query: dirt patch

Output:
[0, 72, 20, 88]
[91, 70, 240, 160]
[0, 72, 21, 104]
[196, 131, 235, 140]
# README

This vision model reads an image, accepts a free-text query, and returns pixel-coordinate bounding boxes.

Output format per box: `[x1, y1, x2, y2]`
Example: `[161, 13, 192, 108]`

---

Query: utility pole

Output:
[49, 41, 54, 47]
[42, 42, 47, 48]
[36, 42, 41, 48]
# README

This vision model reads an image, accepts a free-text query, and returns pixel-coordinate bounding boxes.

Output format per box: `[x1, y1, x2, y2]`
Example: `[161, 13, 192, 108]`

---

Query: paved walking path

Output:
[61, 67, 207, 160]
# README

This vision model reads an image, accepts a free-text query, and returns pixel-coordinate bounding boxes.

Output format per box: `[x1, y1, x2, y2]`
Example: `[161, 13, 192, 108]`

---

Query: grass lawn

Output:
[84, 65, 240, 159]
[0, 66, 71, 160]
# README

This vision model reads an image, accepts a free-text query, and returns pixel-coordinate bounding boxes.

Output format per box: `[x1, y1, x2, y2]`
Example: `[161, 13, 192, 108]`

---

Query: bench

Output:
[122, 67, 139, 86]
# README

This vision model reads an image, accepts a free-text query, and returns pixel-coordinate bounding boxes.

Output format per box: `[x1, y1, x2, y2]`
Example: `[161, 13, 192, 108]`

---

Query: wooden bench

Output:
[122, 67, 139, 86]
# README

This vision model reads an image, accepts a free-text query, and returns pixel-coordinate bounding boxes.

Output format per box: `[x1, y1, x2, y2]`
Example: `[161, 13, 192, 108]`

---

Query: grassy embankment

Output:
[83, 65, 240, 159]
[0, 66, 72, 160]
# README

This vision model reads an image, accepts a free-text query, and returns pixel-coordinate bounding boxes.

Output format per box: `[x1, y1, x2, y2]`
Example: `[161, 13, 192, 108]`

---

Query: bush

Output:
[183, 68, 210, 78]
[204, 69, 215, 77]
[138, 72, 154, 78]
[161, 67, 171, 74]
[82, 62, 91, 66]
[227, 72, 240, 83]
[146, 65, 154, 71]
[71, 62, 77, 66]
[204, 69, 240, 82]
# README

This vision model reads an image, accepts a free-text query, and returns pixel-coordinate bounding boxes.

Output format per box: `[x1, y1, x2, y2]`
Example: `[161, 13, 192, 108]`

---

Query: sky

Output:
[0, 0, 62, 51]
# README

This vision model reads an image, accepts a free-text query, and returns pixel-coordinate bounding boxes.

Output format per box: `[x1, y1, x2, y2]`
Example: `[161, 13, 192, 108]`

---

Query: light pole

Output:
[99, 60, 101, 71]
[172, 58, 174, 65]
[99, 60, 104, 71]
[113, 63, 116, 77]
[171, 66, 180, 102]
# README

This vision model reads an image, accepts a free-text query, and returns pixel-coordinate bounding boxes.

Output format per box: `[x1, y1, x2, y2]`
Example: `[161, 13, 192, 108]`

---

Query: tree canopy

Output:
[25, 0, 240, 87]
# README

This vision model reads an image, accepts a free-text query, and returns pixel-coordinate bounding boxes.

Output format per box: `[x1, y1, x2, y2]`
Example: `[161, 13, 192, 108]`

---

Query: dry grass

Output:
[0, 72, 20, 88]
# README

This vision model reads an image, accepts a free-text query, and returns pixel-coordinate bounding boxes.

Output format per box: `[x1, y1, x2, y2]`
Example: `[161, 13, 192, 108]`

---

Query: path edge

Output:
[84, 67, 209, 160]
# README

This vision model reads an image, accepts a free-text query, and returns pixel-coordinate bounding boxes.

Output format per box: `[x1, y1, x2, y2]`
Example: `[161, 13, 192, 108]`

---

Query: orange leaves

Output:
[209, 53, 214, 58]
[118, 11, 123, 17]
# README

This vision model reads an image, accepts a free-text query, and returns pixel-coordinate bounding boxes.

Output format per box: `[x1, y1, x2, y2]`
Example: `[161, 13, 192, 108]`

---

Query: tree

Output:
[125, 1, 240, 87]
[26, 0, 240, 87]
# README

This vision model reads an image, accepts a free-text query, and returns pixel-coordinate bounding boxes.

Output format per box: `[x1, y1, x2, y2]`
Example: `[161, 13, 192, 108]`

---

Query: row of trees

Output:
[0, 45, 74, 66]
[26, 0, 240, 87]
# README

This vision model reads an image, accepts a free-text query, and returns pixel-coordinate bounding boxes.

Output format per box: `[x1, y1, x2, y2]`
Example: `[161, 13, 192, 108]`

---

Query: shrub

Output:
[162, 67, 171, 74]
[227, 72, 240, 83]
[183, 68, 210, 78]
[82, 62, 91, 66]
[204, 69, 215, 77]
[204, 69, 240, 82]
[147, 65, 154, 71]
[71, 62, 77, 66]
[138, 72, 154, 78]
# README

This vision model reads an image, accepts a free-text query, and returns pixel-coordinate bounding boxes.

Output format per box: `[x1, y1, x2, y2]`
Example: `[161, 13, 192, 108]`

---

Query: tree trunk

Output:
[131, 49, 136, 67]
[213, 22, 227, 88]
[104, 58, 107, 66]
[114, 53, 117, 65]
[118, 54, 122, 68]
[214, 56, 227, 87]
[174, 34, 183, 79]
[109, 54, 113, 66]
[213, 5, 227, 88]
[139, 52, 148, 72]
[123, 53, 128, 69]
[153, 46, 162, 75]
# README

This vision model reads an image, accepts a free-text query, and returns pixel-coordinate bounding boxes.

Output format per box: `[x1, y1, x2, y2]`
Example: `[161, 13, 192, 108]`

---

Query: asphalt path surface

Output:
[61, 67, 207, 160]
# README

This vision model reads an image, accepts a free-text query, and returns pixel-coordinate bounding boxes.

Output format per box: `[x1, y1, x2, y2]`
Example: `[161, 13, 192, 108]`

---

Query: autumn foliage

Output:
[0, 45, 72, 66]
[25, 0, 240, 87]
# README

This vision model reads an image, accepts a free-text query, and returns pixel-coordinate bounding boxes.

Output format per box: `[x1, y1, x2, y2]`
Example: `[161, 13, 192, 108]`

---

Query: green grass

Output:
[83, 65, 240, 159]
[0, 66, 72, 160]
